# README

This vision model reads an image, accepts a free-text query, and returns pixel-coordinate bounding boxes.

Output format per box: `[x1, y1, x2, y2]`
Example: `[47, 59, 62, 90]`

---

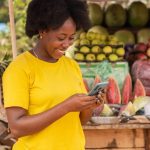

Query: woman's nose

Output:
[62, 39, 73, 48]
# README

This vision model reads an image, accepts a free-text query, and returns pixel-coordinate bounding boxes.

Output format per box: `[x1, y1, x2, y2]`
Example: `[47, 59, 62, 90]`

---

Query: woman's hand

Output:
[64, 94, 99, 112]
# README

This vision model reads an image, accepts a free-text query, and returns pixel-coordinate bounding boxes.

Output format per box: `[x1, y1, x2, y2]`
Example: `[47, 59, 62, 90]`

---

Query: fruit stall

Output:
[65, 0, 150, 149]
[0, 0, 150, 149]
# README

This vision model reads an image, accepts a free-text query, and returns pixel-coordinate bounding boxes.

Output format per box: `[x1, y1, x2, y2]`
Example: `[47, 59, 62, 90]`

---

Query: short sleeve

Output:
[2, 62, 29, 110]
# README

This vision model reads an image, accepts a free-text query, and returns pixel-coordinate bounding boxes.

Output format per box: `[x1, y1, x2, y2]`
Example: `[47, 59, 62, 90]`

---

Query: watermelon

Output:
[88, 3, 103, 26]
[128, 1, 149, 27]
[114, 30, 135, 45]
[106, 77, 121, 104]
[132, 79, 146, 99]
[92, 74, 101, 89]
[137, 29, 150, 43]
[105, 4, 126, 27]
[122, 73, 132, 104]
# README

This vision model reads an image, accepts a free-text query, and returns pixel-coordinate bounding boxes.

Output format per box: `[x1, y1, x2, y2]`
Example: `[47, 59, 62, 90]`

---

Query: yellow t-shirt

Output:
[3, 51, 87, 150]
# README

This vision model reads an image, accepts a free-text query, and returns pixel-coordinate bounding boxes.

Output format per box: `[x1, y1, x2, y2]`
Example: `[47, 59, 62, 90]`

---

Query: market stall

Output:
[83, 117, 150, 149]
[1, 0, 150, 149]
[69, 0, 150, 149]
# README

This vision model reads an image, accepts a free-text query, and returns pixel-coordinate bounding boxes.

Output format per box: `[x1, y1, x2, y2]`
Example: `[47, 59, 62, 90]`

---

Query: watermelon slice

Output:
[92, 74, 101, 88]
[132, 79, 146, 99]
[122, 73, 132, 104]
[106, 77, 121, 104]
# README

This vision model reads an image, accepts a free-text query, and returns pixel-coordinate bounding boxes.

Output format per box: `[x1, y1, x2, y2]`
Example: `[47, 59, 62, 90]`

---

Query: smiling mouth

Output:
[58, 49, 65, 54]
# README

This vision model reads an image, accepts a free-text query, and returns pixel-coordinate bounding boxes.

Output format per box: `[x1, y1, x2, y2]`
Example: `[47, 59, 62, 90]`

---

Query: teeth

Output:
[59, 50, 65, 54]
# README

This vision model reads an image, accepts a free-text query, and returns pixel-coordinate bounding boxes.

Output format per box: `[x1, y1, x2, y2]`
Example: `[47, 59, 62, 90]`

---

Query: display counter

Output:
[83, 116, 150, 150]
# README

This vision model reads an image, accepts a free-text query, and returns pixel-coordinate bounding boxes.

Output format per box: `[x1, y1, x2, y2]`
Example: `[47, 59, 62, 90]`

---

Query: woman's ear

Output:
[39, 30, 46, 39]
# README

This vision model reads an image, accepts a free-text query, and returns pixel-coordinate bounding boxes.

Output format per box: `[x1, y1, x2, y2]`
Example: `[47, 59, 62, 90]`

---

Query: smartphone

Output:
[88, 82, 108, 96]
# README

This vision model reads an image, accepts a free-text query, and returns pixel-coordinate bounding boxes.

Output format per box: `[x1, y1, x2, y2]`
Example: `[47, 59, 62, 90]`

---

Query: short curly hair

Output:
[25, 0, 91, 38]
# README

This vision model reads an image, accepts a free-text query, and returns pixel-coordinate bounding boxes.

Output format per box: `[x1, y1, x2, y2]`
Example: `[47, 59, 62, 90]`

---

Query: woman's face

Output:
[40, 18, 76, 61]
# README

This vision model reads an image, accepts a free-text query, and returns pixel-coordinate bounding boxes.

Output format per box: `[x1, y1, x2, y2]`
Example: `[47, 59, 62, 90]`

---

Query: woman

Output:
[3, 0, 102, 149]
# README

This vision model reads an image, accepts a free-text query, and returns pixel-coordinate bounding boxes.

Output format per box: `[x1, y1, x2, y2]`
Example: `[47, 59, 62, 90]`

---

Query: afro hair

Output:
[25, 0, 91, 38]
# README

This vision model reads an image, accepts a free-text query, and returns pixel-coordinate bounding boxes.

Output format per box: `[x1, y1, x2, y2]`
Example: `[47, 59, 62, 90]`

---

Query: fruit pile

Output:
[84, 73, 150, 117]
[125, 40, 150, 67]
[73, 30, 125, 62]
[88, 1, 149, 28]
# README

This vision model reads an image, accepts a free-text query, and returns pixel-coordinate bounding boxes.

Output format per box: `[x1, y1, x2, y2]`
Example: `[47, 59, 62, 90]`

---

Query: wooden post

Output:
[8, 0, 17, 59]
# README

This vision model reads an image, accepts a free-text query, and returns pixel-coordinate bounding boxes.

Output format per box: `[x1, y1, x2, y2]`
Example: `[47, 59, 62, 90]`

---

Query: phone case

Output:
[88, 82, 108, 96]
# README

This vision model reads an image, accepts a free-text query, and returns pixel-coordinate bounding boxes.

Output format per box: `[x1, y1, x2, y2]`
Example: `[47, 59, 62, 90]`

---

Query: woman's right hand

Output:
[64, 94, 98, 112]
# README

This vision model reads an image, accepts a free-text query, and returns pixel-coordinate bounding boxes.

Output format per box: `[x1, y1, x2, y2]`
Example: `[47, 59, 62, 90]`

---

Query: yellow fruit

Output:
[74, 53, 85, 61]
[86, 53, 96, 61]
[80, 46, 90, 54]
[79, 32, 86, 39]
[103, 46, 113, 54]
[86, 31, 96, 40]
[80, 39, 90, 46]
[91, 39, 101, 45]
[91, 46, 101, 53]
[116, 47, 125, 56]
[97, 54, 106, 61]
[108, 54, 119, 62]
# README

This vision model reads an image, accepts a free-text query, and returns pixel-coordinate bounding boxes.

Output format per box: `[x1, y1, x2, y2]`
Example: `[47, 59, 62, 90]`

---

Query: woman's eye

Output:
[58, 38, 65, 41]
[69, 37, 75, 41]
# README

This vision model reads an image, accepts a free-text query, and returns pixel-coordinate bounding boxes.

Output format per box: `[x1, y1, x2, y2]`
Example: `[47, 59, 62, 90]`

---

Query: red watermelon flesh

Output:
[122, 73, 132, 104]
[106, 77, 121, 104]
[132, 79, 146, 99]
[92, 74, 101, 88]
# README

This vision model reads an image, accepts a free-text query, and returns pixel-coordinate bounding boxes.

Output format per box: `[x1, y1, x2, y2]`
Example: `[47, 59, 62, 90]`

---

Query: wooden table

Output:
[83, 116, 150, 150]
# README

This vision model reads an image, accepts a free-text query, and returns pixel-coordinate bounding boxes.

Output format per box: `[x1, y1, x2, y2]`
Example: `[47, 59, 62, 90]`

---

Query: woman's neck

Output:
[32, 43, 58, 63]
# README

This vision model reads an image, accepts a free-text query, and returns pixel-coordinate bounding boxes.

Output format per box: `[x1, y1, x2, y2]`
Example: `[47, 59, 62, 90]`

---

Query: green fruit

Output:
[88, 3, 103, 25]
[97, 54, 106, 61]
[108, 35, 118, 42]
[79, 32, 86, 39]
[85, 53, 96, 61]
[133, 96, 150, 112]
[101, 35, 107, 41]
[86, 32, 96, 41]
[95, 33, 101, 40]
[137, 29, 150, 43]
[91, 46, 101, 53]
[105, 4, 126, 27]
[80, 39, 90, 46]
[100, 104, 113, 116]
[80, 46, 90, 54]
[91, 39, 101, 45]
[108, 41, 118, 45]
[120, 102, 136, 116]
[114, 30, 135, 45]
[116, 47, 125, 56]
[103, 46, 113, 54]
[88, 25, 109, 36]
[74, 53, 85, 61]
[108, 54, 119, 62]
[128, 1, 149, 27]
